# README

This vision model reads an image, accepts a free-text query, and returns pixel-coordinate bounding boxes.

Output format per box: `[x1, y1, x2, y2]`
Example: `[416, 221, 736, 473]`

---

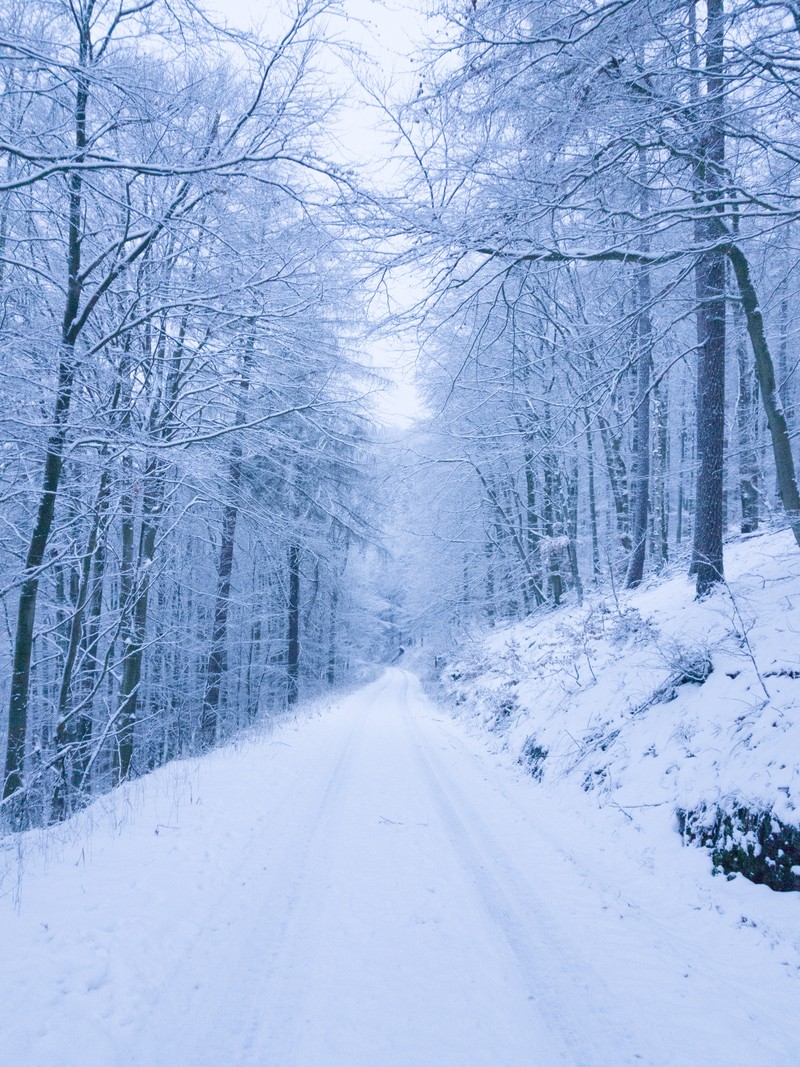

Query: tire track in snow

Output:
[400, 671, 644, 1067]
[125, 688, 372, 1067]
[234, 692, 372, 1066]
[245, 670, 571, 1066]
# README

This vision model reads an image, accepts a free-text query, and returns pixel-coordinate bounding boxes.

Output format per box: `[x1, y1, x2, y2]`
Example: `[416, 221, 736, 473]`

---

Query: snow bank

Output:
[437, 529, 800, 896]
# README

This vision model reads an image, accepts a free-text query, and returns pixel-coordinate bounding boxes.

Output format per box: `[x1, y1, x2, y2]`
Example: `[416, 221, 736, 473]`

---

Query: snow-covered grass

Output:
[0, 688, 338, 910]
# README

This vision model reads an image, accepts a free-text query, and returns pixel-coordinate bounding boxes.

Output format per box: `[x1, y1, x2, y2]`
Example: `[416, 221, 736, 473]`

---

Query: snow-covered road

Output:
[2, 669, 798, 1066]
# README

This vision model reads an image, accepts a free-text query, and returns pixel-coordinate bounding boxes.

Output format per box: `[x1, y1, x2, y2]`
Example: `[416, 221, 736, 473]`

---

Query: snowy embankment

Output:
[435, 532, 800, 926]
[1, 666, 799, 1065]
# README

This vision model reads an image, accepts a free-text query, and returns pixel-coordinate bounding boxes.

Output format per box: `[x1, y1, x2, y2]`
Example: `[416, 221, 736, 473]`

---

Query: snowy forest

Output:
[2, 2, 800, 1063]
[0, 0, 383, 825]
[0, 0, 799, 830]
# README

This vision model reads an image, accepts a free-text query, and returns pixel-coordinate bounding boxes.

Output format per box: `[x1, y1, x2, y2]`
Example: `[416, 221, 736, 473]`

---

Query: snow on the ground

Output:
[1, 663, 799, 1066]
[439, 529, 800, 818]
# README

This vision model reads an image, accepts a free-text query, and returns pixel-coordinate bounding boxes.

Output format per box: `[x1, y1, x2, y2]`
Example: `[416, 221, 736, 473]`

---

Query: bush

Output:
[519, 736, 548, 782]
[677, 803, 800, 892]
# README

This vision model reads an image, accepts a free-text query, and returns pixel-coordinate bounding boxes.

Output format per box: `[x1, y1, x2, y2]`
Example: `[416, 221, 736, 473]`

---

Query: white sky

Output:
[208, 0, 429, 428]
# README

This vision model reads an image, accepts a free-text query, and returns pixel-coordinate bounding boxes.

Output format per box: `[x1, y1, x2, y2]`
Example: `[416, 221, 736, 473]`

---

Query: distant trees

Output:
[0, 0, 377, 826]
[392, 0, 800, 629]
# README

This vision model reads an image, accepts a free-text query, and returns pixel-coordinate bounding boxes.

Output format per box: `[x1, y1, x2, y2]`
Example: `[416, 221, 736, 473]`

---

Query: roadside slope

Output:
[439, 529, 800, 889]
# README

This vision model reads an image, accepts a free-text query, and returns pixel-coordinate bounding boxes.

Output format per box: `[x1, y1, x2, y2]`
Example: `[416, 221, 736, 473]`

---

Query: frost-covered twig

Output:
[719, 577, 771, 702]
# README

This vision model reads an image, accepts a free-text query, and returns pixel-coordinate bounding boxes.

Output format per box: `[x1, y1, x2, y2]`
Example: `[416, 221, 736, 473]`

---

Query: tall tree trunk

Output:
[777, 271, 793, 429]
[82, 509, 109, 707]
[286, 543, 301, 705]
[727, 244, 800, 546]
[247, 616, 262, 720]
[597, 413, 630, 554]
[200, 338, 254, 747]
[692, 255, 726, 594]
[523, 439, 544, 606]
[3, 363, 75, 805]
[564, 455, 583, 604]
[735, 298, 760, 533]
[584, 409, 601, 583]
[691, 0, 727, 596]
[542, 408, 564, 606]
[327, 586, 338, 687]
[654, 380, 670, 567]
[115, 452, 168, 783]
[499, 474, 522, 616]
[626, 250, 654, 587]
[485, 528, 496, 624]
[200, 494, 239, 746]
[52, 466, 112, 813]
[676, 389, 691, 545]
[2, 29, 90, 807]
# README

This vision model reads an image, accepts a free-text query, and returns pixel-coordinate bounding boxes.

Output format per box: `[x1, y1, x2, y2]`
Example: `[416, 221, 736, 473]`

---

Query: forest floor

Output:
[1, 667, 799, 1066]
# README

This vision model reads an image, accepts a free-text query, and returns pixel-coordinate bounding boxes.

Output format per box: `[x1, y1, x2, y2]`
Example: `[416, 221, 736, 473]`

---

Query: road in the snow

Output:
[3, 668, 797, 1066]
[129, 668, 631, 1067]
